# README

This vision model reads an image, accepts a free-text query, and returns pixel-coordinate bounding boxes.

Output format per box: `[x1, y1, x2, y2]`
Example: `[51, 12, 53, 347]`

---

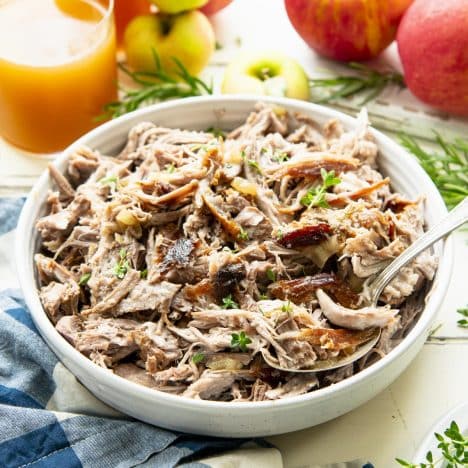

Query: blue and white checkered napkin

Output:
[0, 198, 282, 468]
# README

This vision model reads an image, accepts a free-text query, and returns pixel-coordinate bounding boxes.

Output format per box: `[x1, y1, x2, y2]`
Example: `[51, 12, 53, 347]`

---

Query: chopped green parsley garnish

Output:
[78, 273, 91, 286]
[272, 150, 289, 163]
[206, 126, 226, 138]
[221, 294, 238, 309]
[99, 175, 119, 190]
[238, 228, 249, 241]
[300, 168, 341, 208]
[230, 331, 252, 352]
[114, 248, 130, 279]
[266, 268, 276, 282]
[165, 163, 176, 173]
[192, 352, 205, 364]
[247, 159, 263, 174]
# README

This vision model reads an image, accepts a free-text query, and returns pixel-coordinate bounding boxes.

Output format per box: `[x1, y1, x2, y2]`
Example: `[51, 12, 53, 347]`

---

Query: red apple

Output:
[284, 0, 413, 62]
[397, 0, 468, 115]
[200, 0, 233, 15]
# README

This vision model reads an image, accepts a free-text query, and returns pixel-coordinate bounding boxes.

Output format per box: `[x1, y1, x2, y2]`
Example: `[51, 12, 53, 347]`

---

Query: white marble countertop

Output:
[0, 1, 467, 466]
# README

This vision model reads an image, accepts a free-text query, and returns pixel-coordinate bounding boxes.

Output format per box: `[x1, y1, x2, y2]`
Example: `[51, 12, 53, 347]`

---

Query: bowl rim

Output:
[16, 95, 453, 411]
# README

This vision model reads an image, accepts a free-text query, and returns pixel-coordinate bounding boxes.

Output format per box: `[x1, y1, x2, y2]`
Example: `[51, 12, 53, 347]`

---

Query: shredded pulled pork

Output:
[35, 103, 436, 401]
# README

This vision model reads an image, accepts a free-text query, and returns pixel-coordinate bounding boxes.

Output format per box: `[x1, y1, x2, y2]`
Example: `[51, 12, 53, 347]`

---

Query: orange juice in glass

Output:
[0, 0, 117, 154]
[114, 0, 151, 49]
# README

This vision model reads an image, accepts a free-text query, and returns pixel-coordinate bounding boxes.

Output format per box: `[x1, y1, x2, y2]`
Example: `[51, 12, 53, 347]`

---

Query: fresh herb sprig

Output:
[99, 175, 119, 191]
[310, 62, 405, 105]
[247, 159, 263, 174]
[221, 294, 238, 309]
[102, 52, 213, 119]
[238, 228, 249, 241]
[266, 268, 276, 282]
[400, 133, 468, 209]
[114, 248, 130, 279]
[457, 307, 468, 328]
[230, 331, 252, 352]
[396, 420, 468, 467]
[78, 273, 91, 286]
[192, 352, 205, 364]
[206, 126, 226, 139]
[301, 168, 341, 208]
[165, 163, 176, 173]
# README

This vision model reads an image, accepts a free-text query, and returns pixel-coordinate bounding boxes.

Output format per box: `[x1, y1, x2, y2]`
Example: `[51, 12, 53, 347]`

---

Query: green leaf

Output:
[457, 319, 468, 328]
[301, 169, 340, 208]
[456, 307, 468, 326]
[281, 301, 292, 313]
[165, 163, 176, 173]
[238, 228, 249, 241]
[221, 294, 238, 309]
[140, 269, 148, 279]
[78, 272, 91, 286]
[272, 150, 289, 163]
[99, 175, 119, 189]
[230, 331, 252, 352]
[192, 352, 205, 364]
[247, 159, 263, 174]
[266, 268, 276, 282]
[114, 249, 129, 279]
[206, 126, 226, 138]
[395, 458, 414, 467]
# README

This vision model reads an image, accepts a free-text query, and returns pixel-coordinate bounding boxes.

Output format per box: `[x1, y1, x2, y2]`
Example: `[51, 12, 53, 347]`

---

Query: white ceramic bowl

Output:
[16, 96, 452, 437]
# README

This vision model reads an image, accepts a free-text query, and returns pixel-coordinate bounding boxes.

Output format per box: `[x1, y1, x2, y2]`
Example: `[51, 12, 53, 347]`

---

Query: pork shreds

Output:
[35, 103, 436, 402]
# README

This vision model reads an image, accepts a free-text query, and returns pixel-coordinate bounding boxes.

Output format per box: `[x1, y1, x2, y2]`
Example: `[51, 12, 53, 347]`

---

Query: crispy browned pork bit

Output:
[35, 103, 437, 401]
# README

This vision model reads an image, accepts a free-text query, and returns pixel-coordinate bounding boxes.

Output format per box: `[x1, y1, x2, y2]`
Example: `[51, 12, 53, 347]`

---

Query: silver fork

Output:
[262, 197, 468, 373]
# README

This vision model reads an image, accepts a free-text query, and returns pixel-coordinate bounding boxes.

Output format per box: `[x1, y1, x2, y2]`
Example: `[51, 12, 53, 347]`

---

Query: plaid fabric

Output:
[0, 199, 269, 468]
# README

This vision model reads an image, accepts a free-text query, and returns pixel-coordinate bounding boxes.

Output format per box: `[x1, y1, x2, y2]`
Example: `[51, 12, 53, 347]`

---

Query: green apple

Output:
[124, 11, 215, 77]
[221, 52, 310, 100]
[149, 0, 209, 14]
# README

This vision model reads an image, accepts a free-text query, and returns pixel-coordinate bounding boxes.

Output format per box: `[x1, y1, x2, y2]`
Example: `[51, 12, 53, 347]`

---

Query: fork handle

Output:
[367, 197, 468, 306]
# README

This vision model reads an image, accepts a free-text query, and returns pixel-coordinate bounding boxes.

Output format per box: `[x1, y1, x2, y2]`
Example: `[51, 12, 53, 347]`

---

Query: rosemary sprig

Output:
[102, 52, 213, 119]
[396, 420, 468, 467]
[310, 62, 405, 105]
[399, 133, 468, 209]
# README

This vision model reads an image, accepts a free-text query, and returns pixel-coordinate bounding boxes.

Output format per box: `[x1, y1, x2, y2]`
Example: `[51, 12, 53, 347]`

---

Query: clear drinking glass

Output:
[0, 0, 117, 154]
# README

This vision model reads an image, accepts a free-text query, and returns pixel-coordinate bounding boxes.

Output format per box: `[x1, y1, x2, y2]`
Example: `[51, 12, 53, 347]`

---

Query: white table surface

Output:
[0, 1, 467, 466]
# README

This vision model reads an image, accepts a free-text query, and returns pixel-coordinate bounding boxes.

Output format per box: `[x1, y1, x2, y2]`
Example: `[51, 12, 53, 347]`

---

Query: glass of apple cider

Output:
[0, 0, 117, 154]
